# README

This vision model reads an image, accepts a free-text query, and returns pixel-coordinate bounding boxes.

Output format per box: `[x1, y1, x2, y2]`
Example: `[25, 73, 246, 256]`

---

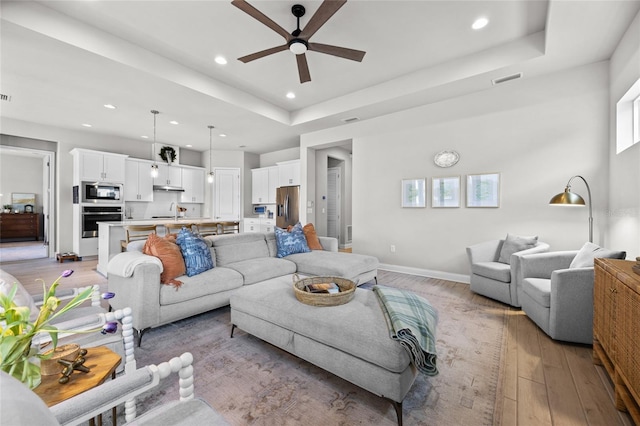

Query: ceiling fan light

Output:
[289, 40, 307, 55]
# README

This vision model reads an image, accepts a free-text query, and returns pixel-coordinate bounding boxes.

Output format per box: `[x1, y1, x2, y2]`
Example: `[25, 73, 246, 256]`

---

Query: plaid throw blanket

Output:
[373, 285, 439, 376]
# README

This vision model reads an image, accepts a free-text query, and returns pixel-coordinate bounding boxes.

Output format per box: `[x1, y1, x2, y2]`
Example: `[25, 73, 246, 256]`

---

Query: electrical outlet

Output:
[390, 245, 396, 253]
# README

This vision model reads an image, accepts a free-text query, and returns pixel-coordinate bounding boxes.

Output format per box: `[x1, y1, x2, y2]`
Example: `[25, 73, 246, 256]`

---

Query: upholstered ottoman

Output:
[230, 275, 417, 425]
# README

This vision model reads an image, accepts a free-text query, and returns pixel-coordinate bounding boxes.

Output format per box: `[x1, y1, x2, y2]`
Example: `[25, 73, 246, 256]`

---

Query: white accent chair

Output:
[519, 244, 626, 344]
[0, 352, 230, 426]
[466, 237, 550, 307]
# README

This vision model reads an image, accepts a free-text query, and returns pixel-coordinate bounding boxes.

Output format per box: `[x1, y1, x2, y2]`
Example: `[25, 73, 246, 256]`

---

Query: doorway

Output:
[0, 144, 55, 262]
[327, 166, 341, 241]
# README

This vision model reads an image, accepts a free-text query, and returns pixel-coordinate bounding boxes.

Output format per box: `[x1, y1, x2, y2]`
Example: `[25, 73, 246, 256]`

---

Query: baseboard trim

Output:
[378, 263, 470, 284]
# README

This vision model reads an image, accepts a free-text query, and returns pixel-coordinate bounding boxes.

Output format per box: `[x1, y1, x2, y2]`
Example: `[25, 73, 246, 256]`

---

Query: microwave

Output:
[81, 181, 123, 203]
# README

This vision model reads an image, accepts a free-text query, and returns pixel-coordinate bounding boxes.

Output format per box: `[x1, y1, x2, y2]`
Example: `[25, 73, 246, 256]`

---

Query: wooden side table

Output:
[34, 346, 121, 425]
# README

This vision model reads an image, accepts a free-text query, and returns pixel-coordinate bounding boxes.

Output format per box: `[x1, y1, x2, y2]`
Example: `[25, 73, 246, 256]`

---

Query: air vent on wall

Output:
[341, 117, 359, 123]
[492, 72, 523, 86]
[0, 94, 12, 102]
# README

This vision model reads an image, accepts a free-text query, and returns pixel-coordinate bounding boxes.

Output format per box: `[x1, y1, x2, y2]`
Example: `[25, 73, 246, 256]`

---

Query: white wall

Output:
[303, 62, 612, 277]
[0, 154, 43, 212]
[609, 10, 640, 258]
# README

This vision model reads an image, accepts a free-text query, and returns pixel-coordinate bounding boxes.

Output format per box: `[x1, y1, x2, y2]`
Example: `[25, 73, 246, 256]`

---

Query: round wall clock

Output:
[434, 150, 460, 168]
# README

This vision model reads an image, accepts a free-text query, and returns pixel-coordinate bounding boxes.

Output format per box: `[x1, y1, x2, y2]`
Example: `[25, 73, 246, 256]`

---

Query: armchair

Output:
[519, 244, 626, 344]
[0, 352, 230, 426]
[466, 237, 550, 307]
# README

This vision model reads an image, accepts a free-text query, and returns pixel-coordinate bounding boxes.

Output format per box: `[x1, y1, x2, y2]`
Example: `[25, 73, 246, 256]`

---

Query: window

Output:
[616, 78, 640, 153]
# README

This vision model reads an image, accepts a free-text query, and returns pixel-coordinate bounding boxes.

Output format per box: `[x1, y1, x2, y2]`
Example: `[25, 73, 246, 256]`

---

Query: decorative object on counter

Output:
[433, 150, 460, 168]
[208, 125, 215, 183]
[57, 348, 90, 384]
[3, 204, 11, 213]
[150, 109, 160, 178]
[24, 204, 34, 213]
[633, 257, 640, 276]
[0, 270, 117, 389]
[549, 175, 593, 242]
[159, 146, 177, 165]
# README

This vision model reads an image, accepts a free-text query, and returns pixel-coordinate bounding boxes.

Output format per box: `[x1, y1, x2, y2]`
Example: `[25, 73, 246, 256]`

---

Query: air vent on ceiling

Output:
[341, 117, 359, 123]
[492, 72, 523, 86]
[0, 94, 12, 102]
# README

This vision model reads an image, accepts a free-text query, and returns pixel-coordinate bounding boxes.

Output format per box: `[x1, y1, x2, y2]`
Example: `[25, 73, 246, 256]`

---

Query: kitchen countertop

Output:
[98, 218, 223, 226]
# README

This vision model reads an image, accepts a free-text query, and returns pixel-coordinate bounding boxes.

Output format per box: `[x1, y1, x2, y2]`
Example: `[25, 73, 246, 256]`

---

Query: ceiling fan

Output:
[231, 0, 366, 83]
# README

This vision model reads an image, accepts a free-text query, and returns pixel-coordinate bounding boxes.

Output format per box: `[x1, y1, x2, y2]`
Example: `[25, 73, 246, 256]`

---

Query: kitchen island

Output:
[97, 218, 221, 276]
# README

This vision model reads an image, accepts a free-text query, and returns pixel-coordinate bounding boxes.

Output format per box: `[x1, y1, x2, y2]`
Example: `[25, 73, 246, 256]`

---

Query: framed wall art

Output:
[432, 176, 460, 208]
[466, 173, 500, 208]
[11, 193, 36, 213]
[401, 178, 426, 208]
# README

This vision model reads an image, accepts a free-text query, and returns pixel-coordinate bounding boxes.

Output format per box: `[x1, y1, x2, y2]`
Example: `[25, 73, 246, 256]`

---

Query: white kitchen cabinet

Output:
[181, 167, 205, 203]
[71, 148, 127, 183]
[244, 217, 260, 233]
[124, 159, 154, 202]
[251, 166, 278, 204]
[277, 159, 300, 187]
[244, 217, 275, 233]
[154, 164, 182, 187]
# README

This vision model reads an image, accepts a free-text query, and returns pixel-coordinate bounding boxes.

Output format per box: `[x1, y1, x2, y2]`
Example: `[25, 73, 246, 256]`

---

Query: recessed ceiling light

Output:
[219, 133, 227, 138]
[169, 120, 179, 125]
[286, 92, 296, 99]
[103, 104, 116, 109]
[82, 123, 92, 127]
[141, 135, 149, 139]
[215, 56, 227, 65]
[185, 144, 192, 147]
[472, 17, 489, 30]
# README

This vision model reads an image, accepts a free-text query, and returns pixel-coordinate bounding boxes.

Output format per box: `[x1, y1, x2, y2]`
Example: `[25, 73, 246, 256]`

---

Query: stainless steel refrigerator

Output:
[276, 186, 300, 228]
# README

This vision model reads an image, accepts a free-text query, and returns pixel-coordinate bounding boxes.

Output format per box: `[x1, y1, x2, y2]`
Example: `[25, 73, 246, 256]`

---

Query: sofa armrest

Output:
[519, 251, 578, 280]
[550, 267, 595, 343]
[466, 240, 502, 264]
[318, 236, 338, 252]
[108, 262, 162, 332]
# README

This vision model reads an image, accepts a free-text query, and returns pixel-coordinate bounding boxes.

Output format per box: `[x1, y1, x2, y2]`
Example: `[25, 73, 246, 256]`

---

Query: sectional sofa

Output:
[107, 232, 379, 346]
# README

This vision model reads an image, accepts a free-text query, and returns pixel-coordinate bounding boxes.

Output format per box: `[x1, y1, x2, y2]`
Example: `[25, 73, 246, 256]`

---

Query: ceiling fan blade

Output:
[300, 0, 347, 39]
[308, 43, 366, 62]
[238, 44, 288, 63]
[296, 54, 311, 83]
[231, 0, 291, 40]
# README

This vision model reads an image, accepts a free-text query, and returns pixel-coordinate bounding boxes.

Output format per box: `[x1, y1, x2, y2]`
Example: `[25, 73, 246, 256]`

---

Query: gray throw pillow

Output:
[498, 234, 538, 264]
[569, 242, 627, 268]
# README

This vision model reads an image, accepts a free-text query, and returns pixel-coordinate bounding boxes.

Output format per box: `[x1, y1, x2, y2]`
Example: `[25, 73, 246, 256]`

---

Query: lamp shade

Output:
[549, 189, 585, 206]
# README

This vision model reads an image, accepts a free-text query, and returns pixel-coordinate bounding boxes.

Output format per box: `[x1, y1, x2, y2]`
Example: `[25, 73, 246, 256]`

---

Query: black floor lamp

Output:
[549, 175, 593, 243]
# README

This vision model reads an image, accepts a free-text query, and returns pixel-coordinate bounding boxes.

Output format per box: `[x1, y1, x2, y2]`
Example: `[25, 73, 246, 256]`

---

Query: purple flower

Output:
[101, 322, 118, 334]
[61, 270, 74, 278]
[101, 292, 115, 300]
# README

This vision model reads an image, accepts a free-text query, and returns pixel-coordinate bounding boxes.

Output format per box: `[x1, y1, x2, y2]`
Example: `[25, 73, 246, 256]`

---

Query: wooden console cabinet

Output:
[593, 258, 640, 423]
[0, 213, 40, 240]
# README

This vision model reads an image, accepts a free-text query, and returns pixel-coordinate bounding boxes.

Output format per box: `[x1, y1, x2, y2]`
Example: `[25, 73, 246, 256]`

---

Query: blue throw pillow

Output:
[176, 228, 214, 277]
[275, 223, 311, 258]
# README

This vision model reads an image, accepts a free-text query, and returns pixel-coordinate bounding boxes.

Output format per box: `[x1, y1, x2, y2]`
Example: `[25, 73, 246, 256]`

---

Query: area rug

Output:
[116, 270, 507, 425]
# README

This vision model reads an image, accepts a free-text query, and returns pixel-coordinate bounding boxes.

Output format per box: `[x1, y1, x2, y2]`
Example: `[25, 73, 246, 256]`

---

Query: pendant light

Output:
[207, 125, 215, 183]
[150, 110, 159, 178]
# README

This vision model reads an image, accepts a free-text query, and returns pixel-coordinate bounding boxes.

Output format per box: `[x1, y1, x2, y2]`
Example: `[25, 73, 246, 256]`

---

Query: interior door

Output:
[213, 168, 240, 220]
[327, 167, 340, 241]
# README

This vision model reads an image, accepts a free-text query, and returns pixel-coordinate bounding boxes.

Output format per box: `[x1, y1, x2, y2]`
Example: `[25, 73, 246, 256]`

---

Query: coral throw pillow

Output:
[143, 233, 186, 288]
[176, 228, 214, 277]
[303, 223, 323, 250]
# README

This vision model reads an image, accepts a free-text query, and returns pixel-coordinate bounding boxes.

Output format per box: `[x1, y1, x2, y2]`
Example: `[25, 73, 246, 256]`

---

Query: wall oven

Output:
[81, 206, 122, 238]
[81, 181, 123, 204]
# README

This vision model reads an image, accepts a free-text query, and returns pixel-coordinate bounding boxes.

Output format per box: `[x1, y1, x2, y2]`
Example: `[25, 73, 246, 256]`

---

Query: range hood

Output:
[153, 185, 185, 192]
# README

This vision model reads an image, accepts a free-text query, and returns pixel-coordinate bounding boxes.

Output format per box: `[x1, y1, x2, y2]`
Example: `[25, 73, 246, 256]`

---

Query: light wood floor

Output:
[0, 257, 633, 425]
